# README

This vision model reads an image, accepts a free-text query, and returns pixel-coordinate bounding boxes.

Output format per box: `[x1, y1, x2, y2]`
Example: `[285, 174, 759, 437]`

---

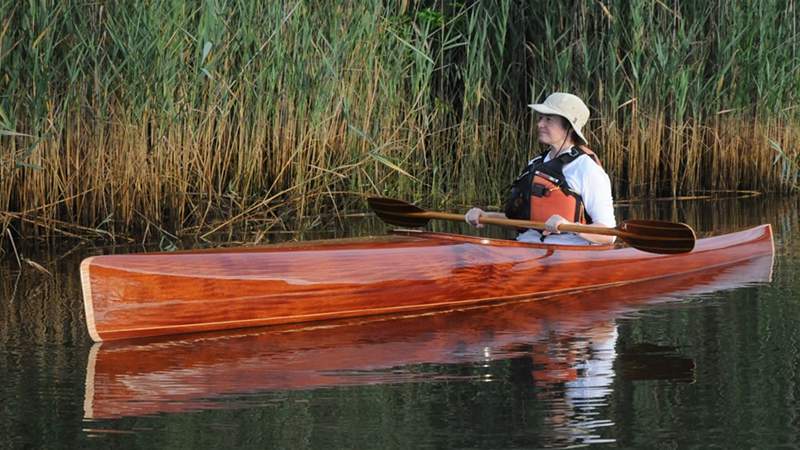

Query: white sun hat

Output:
[528, 92, 590, 144]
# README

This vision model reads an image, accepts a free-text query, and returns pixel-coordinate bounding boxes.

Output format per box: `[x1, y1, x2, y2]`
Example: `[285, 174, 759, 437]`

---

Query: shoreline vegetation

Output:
[1, 1, 799, 243]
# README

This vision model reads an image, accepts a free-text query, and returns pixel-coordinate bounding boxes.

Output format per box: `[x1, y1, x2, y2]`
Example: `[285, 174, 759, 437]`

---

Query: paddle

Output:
[367, 197, 696, 254]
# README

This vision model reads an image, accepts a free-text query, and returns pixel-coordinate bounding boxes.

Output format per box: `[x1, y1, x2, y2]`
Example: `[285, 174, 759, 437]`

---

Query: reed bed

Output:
[1, 0, 799, 241]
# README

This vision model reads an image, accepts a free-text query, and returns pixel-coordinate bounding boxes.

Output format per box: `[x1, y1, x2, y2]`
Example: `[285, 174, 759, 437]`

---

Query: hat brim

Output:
[528, 103, 588, 145]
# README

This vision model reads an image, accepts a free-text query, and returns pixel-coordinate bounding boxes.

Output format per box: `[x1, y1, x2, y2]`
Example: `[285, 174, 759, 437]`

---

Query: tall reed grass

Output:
[1, 0, 798, 240]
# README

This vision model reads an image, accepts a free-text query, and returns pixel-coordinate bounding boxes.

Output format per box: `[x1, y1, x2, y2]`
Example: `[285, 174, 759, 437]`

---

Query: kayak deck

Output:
[80, 225, 774, 342]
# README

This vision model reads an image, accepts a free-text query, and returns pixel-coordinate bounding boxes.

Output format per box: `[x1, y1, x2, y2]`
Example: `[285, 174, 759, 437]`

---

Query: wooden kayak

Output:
[80, 224, 774, 342]
[84, 252, 773, 419]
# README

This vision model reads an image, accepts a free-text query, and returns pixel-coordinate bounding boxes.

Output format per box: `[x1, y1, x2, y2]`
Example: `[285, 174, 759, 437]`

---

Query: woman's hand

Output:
[465, 208, 485, 228]
[544, 214, 568, 233]
[543, 215, 616, 245]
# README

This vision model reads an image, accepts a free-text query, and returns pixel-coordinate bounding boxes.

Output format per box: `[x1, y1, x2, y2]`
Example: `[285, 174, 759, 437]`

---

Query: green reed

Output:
[1, 0, 798, 240]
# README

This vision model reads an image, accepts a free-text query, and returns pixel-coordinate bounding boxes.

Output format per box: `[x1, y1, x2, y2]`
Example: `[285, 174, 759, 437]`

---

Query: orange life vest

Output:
[504, 146, 601, 227]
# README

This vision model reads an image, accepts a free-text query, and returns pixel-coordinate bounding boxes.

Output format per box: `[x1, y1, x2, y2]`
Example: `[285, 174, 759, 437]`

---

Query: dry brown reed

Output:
[1, 1, 798, 242]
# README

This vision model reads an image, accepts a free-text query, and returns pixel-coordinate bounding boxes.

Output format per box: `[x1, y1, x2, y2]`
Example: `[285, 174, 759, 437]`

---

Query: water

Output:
[2, 195, 799, 449]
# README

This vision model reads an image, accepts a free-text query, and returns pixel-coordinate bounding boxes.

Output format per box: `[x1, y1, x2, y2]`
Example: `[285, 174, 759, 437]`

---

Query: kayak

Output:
[84, 251, 773, 419]
[80, 224, 774, 342]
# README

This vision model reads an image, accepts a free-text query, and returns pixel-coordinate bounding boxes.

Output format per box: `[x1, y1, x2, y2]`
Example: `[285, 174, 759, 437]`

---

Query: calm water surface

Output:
[1, 196, 799, 449]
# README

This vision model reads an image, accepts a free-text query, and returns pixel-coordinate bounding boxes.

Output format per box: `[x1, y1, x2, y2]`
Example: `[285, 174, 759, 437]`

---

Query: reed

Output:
[1, 0, 798, 240]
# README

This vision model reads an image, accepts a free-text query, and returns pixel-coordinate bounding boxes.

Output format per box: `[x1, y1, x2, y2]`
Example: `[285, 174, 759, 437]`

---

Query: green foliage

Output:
[0, 0, 799, 238]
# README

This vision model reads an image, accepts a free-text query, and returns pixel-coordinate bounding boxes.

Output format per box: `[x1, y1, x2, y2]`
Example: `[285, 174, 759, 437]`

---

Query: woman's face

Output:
[537, 114, 571, 147]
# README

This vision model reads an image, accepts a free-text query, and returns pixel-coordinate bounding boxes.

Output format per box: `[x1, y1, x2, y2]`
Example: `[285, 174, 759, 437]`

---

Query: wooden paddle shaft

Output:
[413, 212, 621, 237]
[367, 197, 695, 253]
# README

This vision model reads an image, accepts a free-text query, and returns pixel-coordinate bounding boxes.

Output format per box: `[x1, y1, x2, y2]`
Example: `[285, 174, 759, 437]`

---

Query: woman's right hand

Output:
[465, 207, 485, 228]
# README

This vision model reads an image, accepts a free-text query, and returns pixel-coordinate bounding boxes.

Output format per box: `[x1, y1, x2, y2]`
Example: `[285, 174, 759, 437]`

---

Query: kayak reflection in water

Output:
[465, 92, 617, 246]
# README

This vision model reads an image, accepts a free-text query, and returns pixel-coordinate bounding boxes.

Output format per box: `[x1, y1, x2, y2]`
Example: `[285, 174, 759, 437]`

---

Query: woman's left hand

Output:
[544, 215, 568, 233]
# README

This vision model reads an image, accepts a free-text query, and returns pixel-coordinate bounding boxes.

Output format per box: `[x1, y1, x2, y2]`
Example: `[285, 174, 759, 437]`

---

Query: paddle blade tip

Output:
[620, 220, 697, 254]
[367, 197, 429, 228]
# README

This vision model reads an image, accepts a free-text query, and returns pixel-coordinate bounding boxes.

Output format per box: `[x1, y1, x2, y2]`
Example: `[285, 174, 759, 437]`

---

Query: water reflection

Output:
[532, 323, 618, 447]
[83, 252, 772, 447]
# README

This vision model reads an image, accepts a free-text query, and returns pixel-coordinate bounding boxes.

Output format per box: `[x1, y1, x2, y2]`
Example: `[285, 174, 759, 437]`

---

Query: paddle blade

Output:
[367, 197, 430, 228]
[619, 220, 696, 254]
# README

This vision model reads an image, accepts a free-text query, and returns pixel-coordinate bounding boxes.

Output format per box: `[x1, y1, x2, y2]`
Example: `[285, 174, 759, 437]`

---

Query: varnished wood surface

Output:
[83, 253, 773, 419]
[81, 225, 774, 342]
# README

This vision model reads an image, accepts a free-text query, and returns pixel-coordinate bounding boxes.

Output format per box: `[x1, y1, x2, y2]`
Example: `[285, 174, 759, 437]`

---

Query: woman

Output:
[465, 92, 616, 245]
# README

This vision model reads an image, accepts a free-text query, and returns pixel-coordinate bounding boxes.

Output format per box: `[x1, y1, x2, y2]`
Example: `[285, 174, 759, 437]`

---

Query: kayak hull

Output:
[80, 225, 774, 342]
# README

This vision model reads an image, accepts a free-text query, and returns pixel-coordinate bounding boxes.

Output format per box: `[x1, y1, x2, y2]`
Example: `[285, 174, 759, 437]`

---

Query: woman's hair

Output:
[557, 116, 583, 144]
